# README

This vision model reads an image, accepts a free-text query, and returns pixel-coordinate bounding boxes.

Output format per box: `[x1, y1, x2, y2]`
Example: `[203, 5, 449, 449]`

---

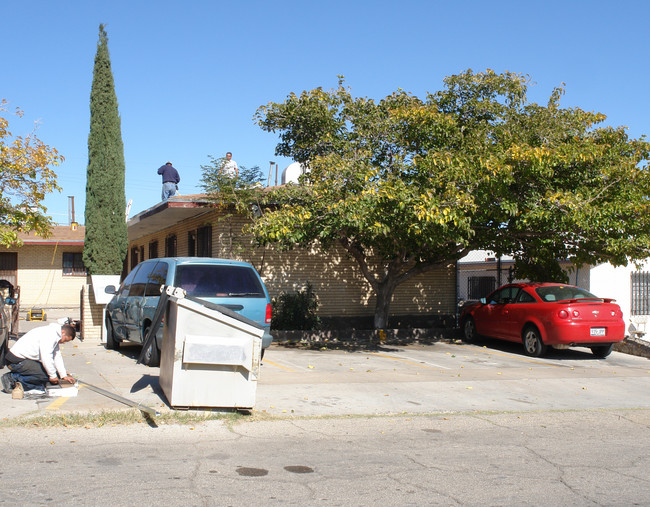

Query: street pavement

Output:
[2, 309, 650, 422]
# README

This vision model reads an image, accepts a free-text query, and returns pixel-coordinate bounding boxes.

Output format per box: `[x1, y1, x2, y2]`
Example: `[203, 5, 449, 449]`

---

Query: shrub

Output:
[271, 282, 321, 330]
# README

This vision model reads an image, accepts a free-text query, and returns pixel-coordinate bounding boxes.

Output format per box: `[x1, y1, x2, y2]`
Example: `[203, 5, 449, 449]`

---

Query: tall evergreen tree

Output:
[84, 24, 127, 275]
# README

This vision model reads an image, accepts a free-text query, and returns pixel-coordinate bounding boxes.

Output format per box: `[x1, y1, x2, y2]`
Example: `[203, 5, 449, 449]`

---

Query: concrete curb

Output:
[614, 335, 650, 359]
[275, 328, 650, 359]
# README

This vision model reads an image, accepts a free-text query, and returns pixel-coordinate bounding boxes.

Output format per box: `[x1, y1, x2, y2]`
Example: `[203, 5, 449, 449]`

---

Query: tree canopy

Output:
[0, 100, 63, 246]
[200, 155, 265, 219]
[250, 70, 650, 328]
[83, 24, 128, 275]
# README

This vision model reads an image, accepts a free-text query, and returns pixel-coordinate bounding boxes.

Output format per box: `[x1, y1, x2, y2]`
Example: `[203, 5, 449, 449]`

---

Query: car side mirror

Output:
[104, 285, 117, 295]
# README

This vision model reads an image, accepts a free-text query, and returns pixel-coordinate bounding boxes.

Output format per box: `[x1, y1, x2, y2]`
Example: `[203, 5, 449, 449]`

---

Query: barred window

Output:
[149, 240, 158, 259]
[197, 225, 212, 257]
[631, 272, 650, 315]
[188, 231, 196, 257]
[468, 276, 496, 300]
[63, 253, 86, 276]
[165, 234, 177, 257]
[130, 246, 139, 269]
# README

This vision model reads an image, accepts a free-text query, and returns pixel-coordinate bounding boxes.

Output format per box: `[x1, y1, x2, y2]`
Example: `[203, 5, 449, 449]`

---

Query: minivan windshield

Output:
[175, 265, 265, 298]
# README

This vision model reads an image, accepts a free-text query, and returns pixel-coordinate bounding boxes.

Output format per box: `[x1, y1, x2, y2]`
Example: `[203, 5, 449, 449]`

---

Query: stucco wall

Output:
[5, 244, 86, 308]
[590, 260, 650, 332]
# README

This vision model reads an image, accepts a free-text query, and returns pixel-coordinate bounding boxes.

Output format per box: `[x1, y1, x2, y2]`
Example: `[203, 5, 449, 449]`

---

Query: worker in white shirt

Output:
[1, 323, 76, 399]
[221, 151, 239, 178]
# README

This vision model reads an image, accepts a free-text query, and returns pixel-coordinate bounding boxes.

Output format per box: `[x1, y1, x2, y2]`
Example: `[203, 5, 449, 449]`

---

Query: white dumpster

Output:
[159, 290, 264, 409]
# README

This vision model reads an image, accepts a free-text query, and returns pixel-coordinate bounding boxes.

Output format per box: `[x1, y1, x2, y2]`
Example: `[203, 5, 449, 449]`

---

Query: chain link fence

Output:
[457, 250, 590, 305]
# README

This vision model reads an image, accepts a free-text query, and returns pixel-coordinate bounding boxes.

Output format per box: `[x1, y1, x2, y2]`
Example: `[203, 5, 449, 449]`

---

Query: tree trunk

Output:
[373, 280, 396, 329]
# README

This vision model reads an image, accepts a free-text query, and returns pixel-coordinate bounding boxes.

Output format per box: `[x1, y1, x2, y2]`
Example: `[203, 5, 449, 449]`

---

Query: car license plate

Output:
[590, 327, 606, 337]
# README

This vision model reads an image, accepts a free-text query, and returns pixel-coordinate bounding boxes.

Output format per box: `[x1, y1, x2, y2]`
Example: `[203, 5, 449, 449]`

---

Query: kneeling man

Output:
[1, 323, 76, 399]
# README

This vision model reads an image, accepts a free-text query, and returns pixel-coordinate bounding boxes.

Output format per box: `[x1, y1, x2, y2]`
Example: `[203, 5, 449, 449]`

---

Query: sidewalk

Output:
[2, 308, 165, 420]
[3, 309, 650, 423]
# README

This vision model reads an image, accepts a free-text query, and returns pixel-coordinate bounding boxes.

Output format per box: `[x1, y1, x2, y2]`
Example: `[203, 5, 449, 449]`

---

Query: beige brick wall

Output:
[80, 283, 104, 341]
[127, 210, 457, 319]
[5, 245, 87, 309]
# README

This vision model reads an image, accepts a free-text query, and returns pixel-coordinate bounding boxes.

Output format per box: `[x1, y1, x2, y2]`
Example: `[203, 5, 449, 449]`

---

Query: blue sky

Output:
[2, 0, 648, 224]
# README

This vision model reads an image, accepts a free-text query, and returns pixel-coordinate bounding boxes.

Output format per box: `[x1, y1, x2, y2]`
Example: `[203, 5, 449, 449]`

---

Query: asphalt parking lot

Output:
[2, 311, 649, 421]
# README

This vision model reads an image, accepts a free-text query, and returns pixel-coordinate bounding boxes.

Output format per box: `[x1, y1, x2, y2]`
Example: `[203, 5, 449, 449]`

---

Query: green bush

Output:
[271, 282, 321, 330]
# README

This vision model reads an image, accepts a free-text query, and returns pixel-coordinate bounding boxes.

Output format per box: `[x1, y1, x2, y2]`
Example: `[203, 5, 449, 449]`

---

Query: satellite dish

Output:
[281, 162, 307, 184]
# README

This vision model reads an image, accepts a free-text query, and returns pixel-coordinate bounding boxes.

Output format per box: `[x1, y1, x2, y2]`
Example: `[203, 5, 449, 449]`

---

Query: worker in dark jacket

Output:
[157, 161, 181, 201]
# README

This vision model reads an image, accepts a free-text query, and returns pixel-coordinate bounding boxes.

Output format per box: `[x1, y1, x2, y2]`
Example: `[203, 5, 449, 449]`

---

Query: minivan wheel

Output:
[523, 326, 547, 357]
[591, 344, 614, 358]
[142, 326, 160, 367]
[105, 317, 120, 350]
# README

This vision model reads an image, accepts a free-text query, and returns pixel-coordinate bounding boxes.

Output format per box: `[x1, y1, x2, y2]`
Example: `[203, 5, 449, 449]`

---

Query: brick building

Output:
[125, 195, 457, 328]
[0, 225, 87, 311]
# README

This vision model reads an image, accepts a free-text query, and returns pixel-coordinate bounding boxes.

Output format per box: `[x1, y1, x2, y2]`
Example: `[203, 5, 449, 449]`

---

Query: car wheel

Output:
[142, 326, 160, 367]
[105, 317, 120, 350]
[463, 317, 478, 343]
[522, 326, 547, 357]
[591, 344, 614, 358]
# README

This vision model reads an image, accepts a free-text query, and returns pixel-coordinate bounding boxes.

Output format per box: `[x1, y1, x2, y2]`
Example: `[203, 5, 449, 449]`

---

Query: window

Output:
[144, 261, 169, 296]
[62, 253, 86, 276]
[631, 272, 650, 315]
[535, 286, 599, 302]
[188, 231, 196, 257]
[174, 264, 264, 298]
[129, 261, 156, 297]
[468, 276, 496, 300]
[516, 290, 536, 304]
[165, 235, 177, 257]
[149, 241, 158, 259]
[119, 266, 140, 297]
[0, 252, 18, 286]
[197, 225, 212, 257]
[487, 286, 520, 305]
[130, 246, 139, 269]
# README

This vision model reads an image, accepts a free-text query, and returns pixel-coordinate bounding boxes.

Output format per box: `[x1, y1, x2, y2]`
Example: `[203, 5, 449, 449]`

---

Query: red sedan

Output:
[460, 283, 625, 358]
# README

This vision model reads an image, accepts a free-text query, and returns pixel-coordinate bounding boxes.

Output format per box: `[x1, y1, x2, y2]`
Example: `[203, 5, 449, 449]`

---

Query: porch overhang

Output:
[127, 195, 213, 241]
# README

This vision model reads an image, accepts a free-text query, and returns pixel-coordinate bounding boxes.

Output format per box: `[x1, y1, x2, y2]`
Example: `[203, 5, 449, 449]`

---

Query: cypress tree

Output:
[83, 24, 127, 275]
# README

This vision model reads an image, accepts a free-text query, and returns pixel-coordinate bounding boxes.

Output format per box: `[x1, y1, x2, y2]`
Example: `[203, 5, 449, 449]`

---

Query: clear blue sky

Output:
[2, 0, 648, 224]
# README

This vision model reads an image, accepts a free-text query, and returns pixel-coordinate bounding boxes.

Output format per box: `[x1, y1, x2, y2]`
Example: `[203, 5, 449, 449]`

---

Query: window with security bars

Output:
[0, 252, 17, 286]
[631, 272, 650, 315]
[197, 225, 212, 257]
[62, 253, 86, 276]
[165, 234, 177, 257]
[130, 246, 139, 269]
[468, 276, 496, 300]
[149, 240, 158, 259]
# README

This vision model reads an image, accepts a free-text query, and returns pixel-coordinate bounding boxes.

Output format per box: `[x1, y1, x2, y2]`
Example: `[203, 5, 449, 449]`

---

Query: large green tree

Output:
[0, 100, 63, 246]
[83, 24, 128, 275]
[251, 71, 650, 328]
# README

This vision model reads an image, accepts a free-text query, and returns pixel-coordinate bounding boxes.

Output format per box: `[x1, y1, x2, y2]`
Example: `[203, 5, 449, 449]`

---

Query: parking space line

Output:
[45, 397, 69, 411]
[45, 384, 85, 411]
[456, 344, 560, 367]
[262, 359, 296, 372]
[370, 352, 440, 369]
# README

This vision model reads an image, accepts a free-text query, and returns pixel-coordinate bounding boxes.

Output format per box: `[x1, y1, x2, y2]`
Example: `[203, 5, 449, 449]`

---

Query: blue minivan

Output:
[104, 257, 272, 366]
